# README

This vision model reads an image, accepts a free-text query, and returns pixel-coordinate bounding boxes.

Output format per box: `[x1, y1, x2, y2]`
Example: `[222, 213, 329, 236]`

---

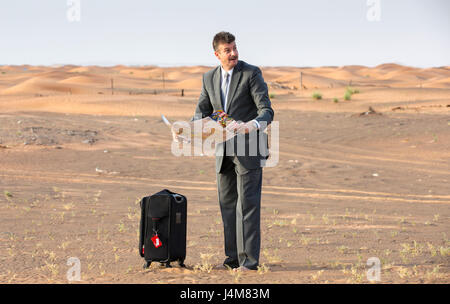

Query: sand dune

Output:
[422, 77, 450, 88]
[0, 63, 448, 118]
[59, 74, 108, 85]
[68, 66, 91, 73]
[1, 77, 89, 95]
[1, 64, 449, 97]
[375, 63, 406, 71]
[176, 78, 202, 88]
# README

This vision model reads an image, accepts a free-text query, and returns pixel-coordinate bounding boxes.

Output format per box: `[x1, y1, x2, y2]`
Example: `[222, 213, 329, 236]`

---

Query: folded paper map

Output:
[162, 111, 237, 145]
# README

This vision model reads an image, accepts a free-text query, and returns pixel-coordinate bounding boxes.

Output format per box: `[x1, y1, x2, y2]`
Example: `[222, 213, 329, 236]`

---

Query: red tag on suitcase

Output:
[151, 234, 162, 248]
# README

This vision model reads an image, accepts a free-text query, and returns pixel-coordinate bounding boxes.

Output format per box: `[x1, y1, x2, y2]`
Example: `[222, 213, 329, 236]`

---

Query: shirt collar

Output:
[221, 66, 234, 78]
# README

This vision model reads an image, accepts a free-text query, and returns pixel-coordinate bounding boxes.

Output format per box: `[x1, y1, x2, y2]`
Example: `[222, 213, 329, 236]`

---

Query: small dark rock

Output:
[82, 138, 96, 145]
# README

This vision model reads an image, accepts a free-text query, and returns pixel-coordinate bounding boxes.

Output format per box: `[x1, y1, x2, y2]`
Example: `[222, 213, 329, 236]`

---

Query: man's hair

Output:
[212, 31, 235, 51]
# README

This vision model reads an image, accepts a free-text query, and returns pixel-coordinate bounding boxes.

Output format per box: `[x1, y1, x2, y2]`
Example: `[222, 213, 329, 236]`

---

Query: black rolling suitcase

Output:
[139, 189, 187, 268]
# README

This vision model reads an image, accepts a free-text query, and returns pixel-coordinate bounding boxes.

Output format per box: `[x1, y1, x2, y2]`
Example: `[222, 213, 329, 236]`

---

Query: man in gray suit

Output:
[184, 31, 274, 271]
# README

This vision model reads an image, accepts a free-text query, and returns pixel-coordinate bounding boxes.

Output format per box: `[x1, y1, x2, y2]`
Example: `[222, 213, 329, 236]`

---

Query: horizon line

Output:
[1, 62, 449, 70]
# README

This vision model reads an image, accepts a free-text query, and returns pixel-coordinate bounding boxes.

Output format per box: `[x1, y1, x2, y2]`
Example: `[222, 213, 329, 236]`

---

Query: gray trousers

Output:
[217, 155, 262, 269]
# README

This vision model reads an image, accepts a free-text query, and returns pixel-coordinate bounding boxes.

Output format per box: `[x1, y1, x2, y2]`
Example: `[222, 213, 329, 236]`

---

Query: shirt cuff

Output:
[252, 119, 260, 130]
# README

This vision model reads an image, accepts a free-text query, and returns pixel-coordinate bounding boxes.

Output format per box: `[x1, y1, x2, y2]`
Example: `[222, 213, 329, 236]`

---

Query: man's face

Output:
[214, 41, 239, 71]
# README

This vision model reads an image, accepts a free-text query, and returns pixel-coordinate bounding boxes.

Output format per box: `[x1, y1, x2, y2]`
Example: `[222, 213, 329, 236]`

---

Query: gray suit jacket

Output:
[193, 60, 274, 172]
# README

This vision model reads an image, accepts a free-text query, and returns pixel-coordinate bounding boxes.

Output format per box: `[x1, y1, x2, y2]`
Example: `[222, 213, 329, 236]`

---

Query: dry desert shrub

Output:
[312, 91, 322, 100]
[193, 253, 216, 273]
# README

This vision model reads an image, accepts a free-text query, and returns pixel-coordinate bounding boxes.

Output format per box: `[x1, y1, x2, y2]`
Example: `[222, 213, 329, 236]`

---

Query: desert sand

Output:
[0, 63, 449, 283]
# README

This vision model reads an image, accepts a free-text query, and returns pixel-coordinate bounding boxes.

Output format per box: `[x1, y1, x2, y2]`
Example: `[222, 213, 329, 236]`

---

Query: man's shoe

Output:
[223, 258, 239, 269]
[233, 266, 257, 272]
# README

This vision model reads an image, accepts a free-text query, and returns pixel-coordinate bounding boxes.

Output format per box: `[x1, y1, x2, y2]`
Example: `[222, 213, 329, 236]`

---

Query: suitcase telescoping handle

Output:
[152, 218, 160, 234]
[140, 217, 162, 256]
[151, 218, 163, 248]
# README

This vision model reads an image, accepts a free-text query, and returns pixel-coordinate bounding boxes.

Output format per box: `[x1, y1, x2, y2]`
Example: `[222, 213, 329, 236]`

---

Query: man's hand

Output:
[226, 120, 258, 134]
[171, 122, 190, 143]
[171, 127, 182, 142]
[225, 120, 243, 134]
[237, 121, 258, 134]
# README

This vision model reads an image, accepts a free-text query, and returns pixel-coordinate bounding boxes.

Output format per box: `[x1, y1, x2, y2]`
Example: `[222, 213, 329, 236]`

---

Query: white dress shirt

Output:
[221, 66, 260, 130]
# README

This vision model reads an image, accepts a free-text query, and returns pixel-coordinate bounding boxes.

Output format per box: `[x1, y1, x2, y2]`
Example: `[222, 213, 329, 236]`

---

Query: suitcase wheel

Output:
[143, 261, 151, 269]
[159, 262, 172, 268]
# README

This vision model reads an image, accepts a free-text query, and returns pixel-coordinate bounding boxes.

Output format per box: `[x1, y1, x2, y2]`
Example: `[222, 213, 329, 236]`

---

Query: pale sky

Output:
[0, 0, 449, 67]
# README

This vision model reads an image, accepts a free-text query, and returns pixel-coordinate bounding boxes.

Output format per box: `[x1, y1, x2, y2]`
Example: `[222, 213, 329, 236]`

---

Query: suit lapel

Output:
[213, 67, 223, 110]
[226, 61, 242, 113]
